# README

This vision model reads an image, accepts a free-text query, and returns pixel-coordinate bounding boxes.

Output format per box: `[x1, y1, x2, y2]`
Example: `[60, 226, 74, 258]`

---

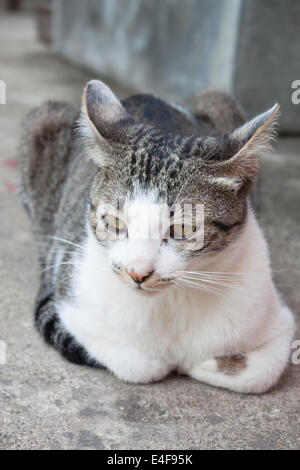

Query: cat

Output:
[19, 80, 295, 393]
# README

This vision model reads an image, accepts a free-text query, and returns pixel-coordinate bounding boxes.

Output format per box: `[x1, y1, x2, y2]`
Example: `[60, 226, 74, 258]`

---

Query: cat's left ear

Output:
[80, 80, 131, 165]
[213, 103, 279, 187]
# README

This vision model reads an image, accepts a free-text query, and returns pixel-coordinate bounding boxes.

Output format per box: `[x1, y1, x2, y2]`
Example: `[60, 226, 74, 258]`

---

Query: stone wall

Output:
[53, 0, 300, 133]
[234, 0, 300, 134]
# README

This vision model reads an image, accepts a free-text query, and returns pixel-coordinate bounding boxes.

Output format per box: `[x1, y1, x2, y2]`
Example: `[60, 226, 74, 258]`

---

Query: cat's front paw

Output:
[112, 353, 169, 384]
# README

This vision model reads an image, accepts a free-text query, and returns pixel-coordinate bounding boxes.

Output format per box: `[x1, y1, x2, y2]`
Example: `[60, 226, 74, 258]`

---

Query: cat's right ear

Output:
[207, 103, 279, 191]
[79, 80, 129, 165]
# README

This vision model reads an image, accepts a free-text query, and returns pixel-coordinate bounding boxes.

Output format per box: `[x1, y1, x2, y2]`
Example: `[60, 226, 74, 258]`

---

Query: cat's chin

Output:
[130, 285, 164, 296]
[125, 281, 173, 296]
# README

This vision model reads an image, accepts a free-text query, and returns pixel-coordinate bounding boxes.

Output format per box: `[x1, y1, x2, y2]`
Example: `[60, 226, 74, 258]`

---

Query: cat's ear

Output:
[79, 80, 130, 165]
[83, 80, 128, 134]
[212, 103, 279, 189]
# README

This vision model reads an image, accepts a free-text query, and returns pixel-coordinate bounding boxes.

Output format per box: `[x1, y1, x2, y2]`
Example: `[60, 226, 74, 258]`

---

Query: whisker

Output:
[48, 250, 86, 257]
[47, 236, 87, 252]
[173, 281, 185, 292]
[176, 271, 263, 285]
[181, 274, 239, 285]
[178, 274, 243, 282]
[59, 273, 74, 284]
[43, 261, 110, 273]
[177, 278, 225, 297]
[49, 250, 107, 264]
[42, 261, 78, 273]
[177, 270, 259, 278]
[179, 272, 246, 282]
[179, 274, 250, 291]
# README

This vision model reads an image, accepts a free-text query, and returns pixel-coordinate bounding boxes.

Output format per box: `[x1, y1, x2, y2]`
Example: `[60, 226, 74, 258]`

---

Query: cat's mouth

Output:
[112, 266, 173, 294]
[129, 283, 172, 296]
[132, 281, 172, 295]
[129, 275, 173, 294]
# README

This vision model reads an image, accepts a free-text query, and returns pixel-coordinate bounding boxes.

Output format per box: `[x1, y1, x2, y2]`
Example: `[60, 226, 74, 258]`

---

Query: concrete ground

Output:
[0, 10, 299, 450]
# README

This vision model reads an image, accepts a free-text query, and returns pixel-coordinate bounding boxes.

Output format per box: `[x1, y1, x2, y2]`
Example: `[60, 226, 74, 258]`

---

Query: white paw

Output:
[112, 354, 169, 384]
[198, 358, 218, 372]
[177, 358, 217, 376]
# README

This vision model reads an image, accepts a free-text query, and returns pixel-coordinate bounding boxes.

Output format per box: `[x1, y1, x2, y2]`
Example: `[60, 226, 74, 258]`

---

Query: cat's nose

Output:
[128, 270, 154, 284]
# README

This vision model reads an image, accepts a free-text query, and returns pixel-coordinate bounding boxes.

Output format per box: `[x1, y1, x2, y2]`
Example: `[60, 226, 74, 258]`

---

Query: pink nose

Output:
[128, 270, 154, 284]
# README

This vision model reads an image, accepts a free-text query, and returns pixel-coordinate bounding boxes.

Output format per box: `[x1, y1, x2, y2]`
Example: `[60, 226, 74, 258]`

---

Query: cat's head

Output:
[80, 80, 279, 293]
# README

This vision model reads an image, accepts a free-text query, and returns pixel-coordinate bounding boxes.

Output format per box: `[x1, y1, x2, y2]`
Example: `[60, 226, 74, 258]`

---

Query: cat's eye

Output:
[170, 222, 196, 240]
[102, 214, 127, 233]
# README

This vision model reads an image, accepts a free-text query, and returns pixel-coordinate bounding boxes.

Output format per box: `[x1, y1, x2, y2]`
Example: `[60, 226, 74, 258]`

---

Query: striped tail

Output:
[35, 292, 101, 368]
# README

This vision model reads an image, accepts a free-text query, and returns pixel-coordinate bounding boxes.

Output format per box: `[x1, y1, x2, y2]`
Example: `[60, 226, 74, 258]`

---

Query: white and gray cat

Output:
[19, 80, 295, 393]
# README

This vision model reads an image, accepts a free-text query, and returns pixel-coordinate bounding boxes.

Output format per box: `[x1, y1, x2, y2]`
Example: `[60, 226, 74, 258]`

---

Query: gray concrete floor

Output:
[0, 10, 299, 450]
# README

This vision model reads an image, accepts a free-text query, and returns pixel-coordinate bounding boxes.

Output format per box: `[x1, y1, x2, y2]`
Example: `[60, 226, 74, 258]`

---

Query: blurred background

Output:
[1, 0, 300, 131]
[0, 0, 299, 450]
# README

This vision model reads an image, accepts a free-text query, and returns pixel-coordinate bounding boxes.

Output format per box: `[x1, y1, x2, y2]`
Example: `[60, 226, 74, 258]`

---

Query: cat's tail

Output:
[184, 89, 246, 136]
[34, 283, 101, 368]
[18, 101, 77, 245]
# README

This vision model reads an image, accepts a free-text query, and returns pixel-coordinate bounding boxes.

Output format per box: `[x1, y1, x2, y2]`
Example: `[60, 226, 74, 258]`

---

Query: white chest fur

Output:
[58, 210, 295, 392]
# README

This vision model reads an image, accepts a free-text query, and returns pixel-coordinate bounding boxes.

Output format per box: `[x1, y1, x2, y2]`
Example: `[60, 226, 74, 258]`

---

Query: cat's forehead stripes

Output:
[119, 130, 208, 201]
